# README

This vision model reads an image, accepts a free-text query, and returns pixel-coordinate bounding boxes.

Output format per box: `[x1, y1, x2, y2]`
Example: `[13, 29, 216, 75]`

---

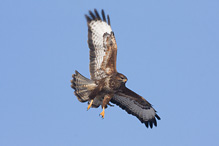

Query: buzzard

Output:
[71, 9, 161, 128]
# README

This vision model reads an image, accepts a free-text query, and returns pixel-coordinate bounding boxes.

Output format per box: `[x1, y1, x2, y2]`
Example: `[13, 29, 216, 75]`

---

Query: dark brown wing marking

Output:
[101, 32, 117, 75]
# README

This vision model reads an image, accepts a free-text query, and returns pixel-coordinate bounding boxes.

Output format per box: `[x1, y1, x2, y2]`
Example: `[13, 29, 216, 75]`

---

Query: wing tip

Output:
[101, 9, 106, 22]
[94, 9, 101, 20]
[144, 118, 158, 129]
[85, 15, 91, 23]
[144, 113, 161, 128]
[155, 114, 161, 120]
[107, 14, 111, 25]
[85, 9, 111, 26]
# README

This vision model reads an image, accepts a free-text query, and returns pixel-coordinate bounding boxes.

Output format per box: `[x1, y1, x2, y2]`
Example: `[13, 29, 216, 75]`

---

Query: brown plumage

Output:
[71, 9, 160, 128]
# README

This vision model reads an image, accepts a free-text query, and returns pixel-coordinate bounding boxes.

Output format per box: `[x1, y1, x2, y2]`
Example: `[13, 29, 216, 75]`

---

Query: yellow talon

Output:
[87, 99, 93, 111]
[99, 107, 105, 118]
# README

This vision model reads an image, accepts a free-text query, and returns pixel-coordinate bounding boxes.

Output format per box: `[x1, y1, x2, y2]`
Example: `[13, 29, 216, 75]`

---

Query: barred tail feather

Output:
[71, 70, 97, 102]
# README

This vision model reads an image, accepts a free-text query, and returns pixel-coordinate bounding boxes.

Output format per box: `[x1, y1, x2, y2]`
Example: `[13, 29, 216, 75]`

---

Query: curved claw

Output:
[99, 107, 105, 119]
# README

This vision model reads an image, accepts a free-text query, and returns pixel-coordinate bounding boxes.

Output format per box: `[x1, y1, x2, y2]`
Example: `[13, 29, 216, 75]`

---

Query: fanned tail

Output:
[71, 70, 97, 102]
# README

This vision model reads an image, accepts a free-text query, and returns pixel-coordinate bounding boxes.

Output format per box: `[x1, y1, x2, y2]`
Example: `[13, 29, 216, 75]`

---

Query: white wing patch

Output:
[89, 21, 112, 77]
[86, 9, 114, 81]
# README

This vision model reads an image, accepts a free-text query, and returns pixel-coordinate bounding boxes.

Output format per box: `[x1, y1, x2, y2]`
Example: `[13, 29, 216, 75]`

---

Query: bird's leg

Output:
[99, 94, 113, 118]
[87, 83, 103, 111]
[99, 107, 105, 118]
[87, 99, 93, 111]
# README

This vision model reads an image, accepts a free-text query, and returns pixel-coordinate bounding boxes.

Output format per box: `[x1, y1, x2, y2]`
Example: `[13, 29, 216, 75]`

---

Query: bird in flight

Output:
[71, 9, 160, 128]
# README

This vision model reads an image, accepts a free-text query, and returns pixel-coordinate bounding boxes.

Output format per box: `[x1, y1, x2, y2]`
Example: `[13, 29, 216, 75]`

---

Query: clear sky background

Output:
[1, 0, 219, 146]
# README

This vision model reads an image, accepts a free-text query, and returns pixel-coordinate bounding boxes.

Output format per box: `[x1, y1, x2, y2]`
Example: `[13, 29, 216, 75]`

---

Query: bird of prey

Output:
[71, 9, 160, 128]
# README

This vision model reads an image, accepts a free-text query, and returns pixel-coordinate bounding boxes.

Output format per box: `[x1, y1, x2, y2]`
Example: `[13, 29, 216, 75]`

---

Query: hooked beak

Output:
[123, 78, 127, 82]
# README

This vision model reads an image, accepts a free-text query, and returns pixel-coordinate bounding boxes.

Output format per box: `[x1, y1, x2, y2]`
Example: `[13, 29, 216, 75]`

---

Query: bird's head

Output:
[116, 73, 128, 84]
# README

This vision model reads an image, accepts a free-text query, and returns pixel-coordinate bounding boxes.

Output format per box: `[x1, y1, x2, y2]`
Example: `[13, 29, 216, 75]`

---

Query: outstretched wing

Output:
[111, 87, 161, 128]
[85, 9, 117, 81]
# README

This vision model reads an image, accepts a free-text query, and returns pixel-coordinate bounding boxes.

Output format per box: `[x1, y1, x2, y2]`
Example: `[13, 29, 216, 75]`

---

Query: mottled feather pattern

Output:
[85, 9, 115, 81]
[71, 9, 161, 128]
[101, 33, 114, 74]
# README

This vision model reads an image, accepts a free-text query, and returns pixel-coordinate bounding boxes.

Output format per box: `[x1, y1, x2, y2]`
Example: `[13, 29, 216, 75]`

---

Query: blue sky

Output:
[1, 0, 219, 146]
